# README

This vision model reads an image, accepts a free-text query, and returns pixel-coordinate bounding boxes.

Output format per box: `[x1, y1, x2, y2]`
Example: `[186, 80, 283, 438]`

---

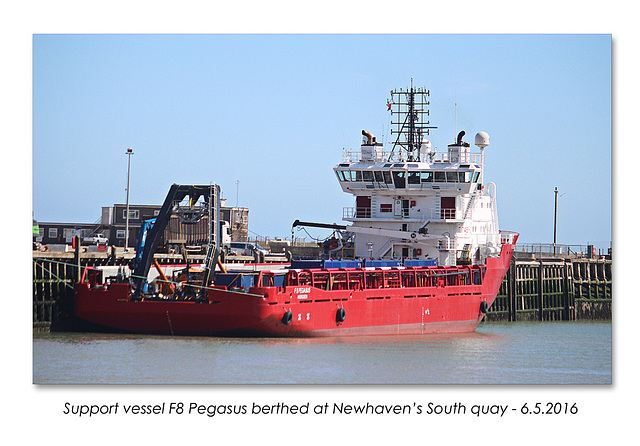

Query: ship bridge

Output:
[334, 130, 489, 222]
[336, 128, 485, 191]
[333, 127, 497, 264]
[334, 159, 483, 193]
[322, 82, 499, 264]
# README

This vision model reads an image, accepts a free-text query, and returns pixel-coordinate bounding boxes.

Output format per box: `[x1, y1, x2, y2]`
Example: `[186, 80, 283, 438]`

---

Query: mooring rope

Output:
[34, 261, 75, 290]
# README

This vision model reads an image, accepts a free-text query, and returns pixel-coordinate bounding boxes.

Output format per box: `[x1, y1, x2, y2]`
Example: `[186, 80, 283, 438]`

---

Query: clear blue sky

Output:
[32, 34, 611, 248]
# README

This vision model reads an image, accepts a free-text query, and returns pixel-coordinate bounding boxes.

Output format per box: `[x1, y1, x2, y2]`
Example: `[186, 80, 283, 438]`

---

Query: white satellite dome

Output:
[475, 132, 490, 148]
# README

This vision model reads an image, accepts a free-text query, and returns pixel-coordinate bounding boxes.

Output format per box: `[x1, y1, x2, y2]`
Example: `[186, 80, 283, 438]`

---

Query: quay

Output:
[487, 257, 612, 322]
[33, 242, 612, 332]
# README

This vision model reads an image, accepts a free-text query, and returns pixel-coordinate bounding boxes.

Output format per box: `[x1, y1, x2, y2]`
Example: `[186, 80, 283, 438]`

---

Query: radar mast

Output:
[387, 79, 437, 162]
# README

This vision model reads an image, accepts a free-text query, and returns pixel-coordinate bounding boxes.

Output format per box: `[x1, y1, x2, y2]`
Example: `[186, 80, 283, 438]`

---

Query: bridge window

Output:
[392, 171, 406, 188]
[408, 171, 420, 184]
[434, 171, 446, 182]
[446, 172, 458, 182]
[421, 171, 433, 182]
[341, 171, 362, 181]
[460, 172, 472, 182]
[362, 170, 374, 181]
[374, 171, 384, 182]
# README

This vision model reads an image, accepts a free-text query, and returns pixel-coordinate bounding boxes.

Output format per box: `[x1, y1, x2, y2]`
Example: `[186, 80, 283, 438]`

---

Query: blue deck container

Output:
[364, 259, 402, 267]
[214, 273, 257, 290]
[323, 259, 363, 269]
[403, 259, 438, 267]
[290, 259, 364, 269]
[290, 260, 324, 269]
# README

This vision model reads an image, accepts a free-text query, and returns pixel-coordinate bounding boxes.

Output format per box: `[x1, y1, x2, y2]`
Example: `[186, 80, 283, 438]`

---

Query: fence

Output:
[515, 243, 611, 259]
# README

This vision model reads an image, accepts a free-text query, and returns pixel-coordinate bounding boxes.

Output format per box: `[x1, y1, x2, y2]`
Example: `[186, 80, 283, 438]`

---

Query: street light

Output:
[125, 147, 133, 251]
[553, 187, 565, 255]
[553, 187, 558, 255]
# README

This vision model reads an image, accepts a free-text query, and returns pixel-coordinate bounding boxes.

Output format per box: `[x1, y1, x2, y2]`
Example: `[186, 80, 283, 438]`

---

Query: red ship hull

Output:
[74, 243, 515, 337]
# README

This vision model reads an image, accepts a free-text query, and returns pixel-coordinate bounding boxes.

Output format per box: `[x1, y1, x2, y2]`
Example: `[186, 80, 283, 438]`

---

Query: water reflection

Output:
[33, 322, 611, 385]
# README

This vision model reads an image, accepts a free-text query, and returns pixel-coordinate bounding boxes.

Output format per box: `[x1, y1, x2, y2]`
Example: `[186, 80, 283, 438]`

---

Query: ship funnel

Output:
[362, 130, 375, 145]
[448, 130, 470, 162]
[360, 130, 382, 162]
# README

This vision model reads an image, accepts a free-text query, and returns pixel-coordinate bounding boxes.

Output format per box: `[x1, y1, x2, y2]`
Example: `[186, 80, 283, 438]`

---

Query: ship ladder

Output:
[463, 192, 479, 221]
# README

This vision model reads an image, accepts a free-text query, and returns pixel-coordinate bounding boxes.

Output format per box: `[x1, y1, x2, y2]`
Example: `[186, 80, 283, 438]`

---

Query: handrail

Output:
[342, 148, 485, 164]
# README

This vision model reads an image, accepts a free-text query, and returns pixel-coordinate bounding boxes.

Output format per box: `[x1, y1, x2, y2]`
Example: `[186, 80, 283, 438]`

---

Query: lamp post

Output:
[553, 187, 566, 255]
[125, 147, 133, 251]
[553, 187, 558, 255]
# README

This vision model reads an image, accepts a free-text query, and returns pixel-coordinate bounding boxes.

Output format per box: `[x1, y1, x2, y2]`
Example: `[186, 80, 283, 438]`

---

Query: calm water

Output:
[33, 321, 611, 385]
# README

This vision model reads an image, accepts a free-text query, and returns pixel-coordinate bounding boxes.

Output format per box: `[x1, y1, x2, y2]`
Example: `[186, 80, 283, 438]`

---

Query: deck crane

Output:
[130, 184, 222, 297]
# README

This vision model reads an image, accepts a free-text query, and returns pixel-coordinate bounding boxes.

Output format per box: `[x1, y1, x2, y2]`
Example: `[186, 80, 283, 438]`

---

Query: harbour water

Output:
[33, 321, 611, 385]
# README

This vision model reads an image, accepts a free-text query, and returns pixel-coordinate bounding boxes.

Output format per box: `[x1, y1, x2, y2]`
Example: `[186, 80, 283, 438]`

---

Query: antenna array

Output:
[387, 81, 437, 162]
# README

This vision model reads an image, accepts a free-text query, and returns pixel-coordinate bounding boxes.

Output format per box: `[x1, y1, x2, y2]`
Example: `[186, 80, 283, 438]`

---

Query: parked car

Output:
[228, 242, 269, 256]
[83, 234, 109, 245]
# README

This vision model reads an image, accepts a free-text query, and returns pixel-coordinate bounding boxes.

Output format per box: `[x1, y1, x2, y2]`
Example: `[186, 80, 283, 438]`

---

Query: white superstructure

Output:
[333, 84, 501, 266]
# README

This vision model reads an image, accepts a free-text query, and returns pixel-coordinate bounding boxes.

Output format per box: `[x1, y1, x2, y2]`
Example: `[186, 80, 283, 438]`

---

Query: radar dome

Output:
[475, 132, 490, 148]
[421, 140, 432, 152]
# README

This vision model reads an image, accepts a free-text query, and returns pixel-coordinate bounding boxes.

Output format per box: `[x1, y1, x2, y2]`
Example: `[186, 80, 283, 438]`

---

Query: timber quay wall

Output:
[486, 258, 612, 322]
[33, 252, 612, 332]
[32, 250, 204, 332]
